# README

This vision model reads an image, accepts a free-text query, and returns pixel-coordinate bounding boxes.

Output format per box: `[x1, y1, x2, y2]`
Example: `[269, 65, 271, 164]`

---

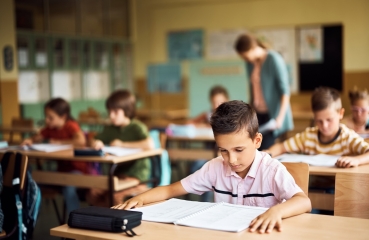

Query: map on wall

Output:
[252, 28, 298, 93]
[147, 63, 182, 93]
[167, 29, 203, 60]
[299, 27, 323, 63]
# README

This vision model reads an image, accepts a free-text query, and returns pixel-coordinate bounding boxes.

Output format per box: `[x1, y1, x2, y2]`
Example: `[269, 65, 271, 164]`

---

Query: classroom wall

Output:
[0, 0, 20, 126]
[132, 0, 369, 112]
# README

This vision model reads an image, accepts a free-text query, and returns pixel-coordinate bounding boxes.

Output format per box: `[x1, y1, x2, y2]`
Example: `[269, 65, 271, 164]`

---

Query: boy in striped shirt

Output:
[266, 87, 369, 168]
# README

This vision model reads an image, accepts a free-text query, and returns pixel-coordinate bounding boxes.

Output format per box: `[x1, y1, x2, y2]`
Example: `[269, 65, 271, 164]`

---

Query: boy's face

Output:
[352, 99, 369, 124]
[314, 106, 344, 139]
[109, 109, 126, 126]
[215, 129, 262, 179]
[211, 93, 228, 111]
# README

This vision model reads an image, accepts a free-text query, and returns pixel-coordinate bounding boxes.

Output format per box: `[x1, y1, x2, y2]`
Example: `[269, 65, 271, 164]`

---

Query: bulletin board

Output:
[298, 24, 343, 91]
[188, 60, 249, 117]
[167, 29, 203, 60]
[147, 63, 182, 93]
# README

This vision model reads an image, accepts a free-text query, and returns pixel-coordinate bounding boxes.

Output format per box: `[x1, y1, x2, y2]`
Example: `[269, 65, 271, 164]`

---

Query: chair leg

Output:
[52, 198, 64, 225]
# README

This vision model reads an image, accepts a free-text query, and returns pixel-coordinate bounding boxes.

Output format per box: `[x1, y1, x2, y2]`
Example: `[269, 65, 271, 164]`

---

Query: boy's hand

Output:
[92, 140, 104, 150]
[111, 195, 144, 210]
[336, 156, 360, 168]
[110, 139, 124, 147]
[21, 139, 33, 146]
[249, 207, 282, 234]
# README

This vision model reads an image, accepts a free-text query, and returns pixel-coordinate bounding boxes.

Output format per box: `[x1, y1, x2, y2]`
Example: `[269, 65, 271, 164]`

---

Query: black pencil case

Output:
[74, 149, 104, 156]
[68, 206, 142, 236]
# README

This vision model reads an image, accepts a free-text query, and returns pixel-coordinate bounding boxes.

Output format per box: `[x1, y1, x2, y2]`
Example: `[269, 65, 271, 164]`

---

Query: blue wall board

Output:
[188, 60, 249, 117]
[167, 29, 203, 60]
[147, 63, 182, 93]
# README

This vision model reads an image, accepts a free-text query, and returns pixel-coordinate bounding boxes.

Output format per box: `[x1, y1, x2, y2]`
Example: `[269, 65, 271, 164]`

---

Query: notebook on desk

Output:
[6, 143, 72, 152]
[131, 198, 267, 232]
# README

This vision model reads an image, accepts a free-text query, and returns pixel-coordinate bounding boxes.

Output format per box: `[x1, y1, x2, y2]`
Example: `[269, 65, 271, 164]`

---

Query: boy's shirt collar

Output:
[225, 150, 262, 179]
[318, 124, 342, 145]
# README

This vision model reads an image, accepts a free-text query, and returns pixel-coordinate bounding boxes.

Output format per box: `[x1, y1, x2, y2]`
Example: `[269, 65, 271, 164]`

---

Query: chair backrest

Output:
[149, 130, 171, 186]
[334, 172, 369, 219]
[11, 118, 33, 128]
[281, 162, 309, 195]
[0, 152, 28, 190]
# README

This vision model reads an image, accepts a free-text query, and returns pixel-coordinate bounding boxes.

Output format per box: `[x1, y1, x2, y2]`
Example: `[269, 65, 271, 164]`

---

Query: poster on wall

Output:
[299, 27, 323, 63]
[207, 29, 246, 59]
[167, 29, 203, 60]
[147, 63, 182, 93]
[252, 28, 298, 93]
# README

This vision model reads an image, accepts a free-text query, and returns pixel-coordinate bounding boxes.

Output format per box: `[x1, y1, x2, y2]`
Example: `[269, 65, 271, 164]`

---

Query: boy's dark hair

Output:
[106, 89, 136, 119]
[311, 87, 342, 112]
[234, 33, 267, 53]
[44, 98, 73, 120]
[210, 100, 258, 139]
[209, 85, 229, 99]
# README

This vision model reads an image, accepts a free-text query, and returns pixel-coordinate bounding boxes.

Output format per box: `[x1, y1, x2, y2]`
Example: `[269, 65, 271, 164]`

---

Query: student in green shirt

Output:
[87, 89, 154, 206]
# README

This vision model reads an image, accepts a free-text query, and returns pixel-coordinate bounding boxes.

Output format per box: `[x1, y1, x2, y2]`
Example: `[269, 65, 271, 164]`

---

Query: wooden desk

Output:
[50, 213, 369, 240]
[167, 135, 216, 161]
[13, 148, 163, 206]
[308, 165, 369, 212]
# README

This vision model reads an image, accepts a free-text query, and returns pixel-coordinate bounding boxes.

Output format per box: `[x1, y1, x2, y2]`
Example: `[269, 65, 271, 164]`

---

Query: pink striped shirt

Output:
[181, 150, 302, 208]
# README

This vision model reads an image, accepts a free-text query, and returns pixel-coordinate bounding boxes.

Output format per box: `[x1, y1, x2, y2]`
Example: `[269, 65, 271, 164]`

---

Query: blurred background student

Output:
[234, 33, 293, 150]
[342, 87, 369, 136]
[187, 85, 229, 202]
[22, 97, 87, 216]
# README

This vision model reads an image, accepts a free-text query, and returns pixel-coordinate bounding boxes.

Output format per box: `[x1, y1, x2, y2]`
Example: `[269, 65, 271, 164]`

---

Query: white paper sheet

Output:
[102, 146, 142, 157]
[277, 153, 339, 167]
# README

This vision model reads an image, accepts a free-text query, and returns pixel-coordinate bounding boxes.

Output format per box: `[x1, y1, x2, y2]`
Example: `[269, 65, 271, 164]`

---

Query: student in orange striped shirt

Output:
[266, 87, 369, 168]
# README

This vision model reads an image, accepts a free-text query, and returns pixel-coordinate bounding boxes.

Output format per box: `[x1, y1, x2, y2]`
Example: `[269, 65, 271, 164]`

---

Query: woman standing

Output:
[234, 33, 293, 149]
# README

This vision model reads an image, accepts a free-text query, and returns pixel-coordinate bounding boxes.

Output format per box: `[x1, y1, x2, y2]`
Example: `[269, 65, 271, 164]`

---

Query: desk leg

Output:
[108, 163, 118, 207]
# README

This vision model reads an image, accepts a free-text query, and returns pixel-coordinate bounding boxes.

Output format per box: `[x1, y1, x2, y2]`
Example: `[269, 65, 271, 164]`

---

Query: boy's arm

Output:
[249, 192, 311, 233]
[113, 181, 188, 210]
[265, 142, 287, 157]
[336, 151, 369, 168]
[110, 137, 155, 150]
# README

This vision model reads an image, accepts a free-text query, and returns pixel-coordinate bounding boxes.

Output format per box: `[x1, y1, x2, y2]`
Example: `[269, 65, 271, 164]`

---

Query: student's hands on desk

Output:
[336, 156, 360, 168]
[111, 195, 144, 210]
[248, 207, 282, 234]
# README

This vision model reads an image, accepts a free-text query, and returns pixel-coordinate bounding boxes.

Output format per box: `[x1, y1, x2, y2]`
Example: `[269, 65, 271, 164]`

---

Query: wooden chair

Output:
[281, 162, 309, 195]
[9, 118, 34, 144]
[334, 172, 369, 219]
[0, 151, 29, 238]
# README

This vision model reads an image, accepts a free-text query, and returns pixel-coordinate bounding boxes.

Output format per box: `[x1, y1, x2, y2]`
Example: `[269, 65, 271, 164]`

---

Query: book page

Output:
[132, 198, 214, 223]
[29, 144, 72, 152]
[102, 146, 142, 157]
[277, 153, 338, 167]
[176, 203, 267, 232]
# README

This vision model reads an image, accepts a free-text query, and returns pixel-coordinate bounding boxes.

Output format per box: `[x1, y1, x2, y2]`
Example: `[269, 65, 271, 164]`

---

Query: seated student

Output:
[187, 85, 229, 202]
[266, 87, 369, 168]
[22, 98, 87, 215]
[87, 89, 154, 206]
[341, 87, 369, 136]
[115, 100, 311, 234]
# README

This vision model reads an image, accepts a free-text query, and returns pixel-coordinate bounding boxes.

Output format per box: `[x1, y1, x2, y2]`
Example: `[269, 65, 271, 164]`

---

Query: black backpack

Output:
[0, 152, 41, 240]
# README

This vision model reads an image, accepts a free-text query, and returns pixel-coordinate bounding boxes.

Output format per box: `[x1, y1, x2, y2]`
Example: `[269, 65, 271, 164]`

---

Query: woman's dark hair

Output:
[106, 89, 136, 119]
[210, 100, 259, 139]
[209, 85, 229, 99]
[44, 98, 73, 120]
[234, 33, 267, 53]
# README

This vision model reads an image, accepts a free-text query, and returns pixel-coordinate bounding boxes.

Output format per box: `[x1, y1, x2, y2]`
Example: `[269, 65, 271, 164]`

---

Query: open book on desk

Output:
[131, 198, 267, 232]
[276, 153, 340, 167]
[74, 146, 142, 157]
[6, 143, 72, 152]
